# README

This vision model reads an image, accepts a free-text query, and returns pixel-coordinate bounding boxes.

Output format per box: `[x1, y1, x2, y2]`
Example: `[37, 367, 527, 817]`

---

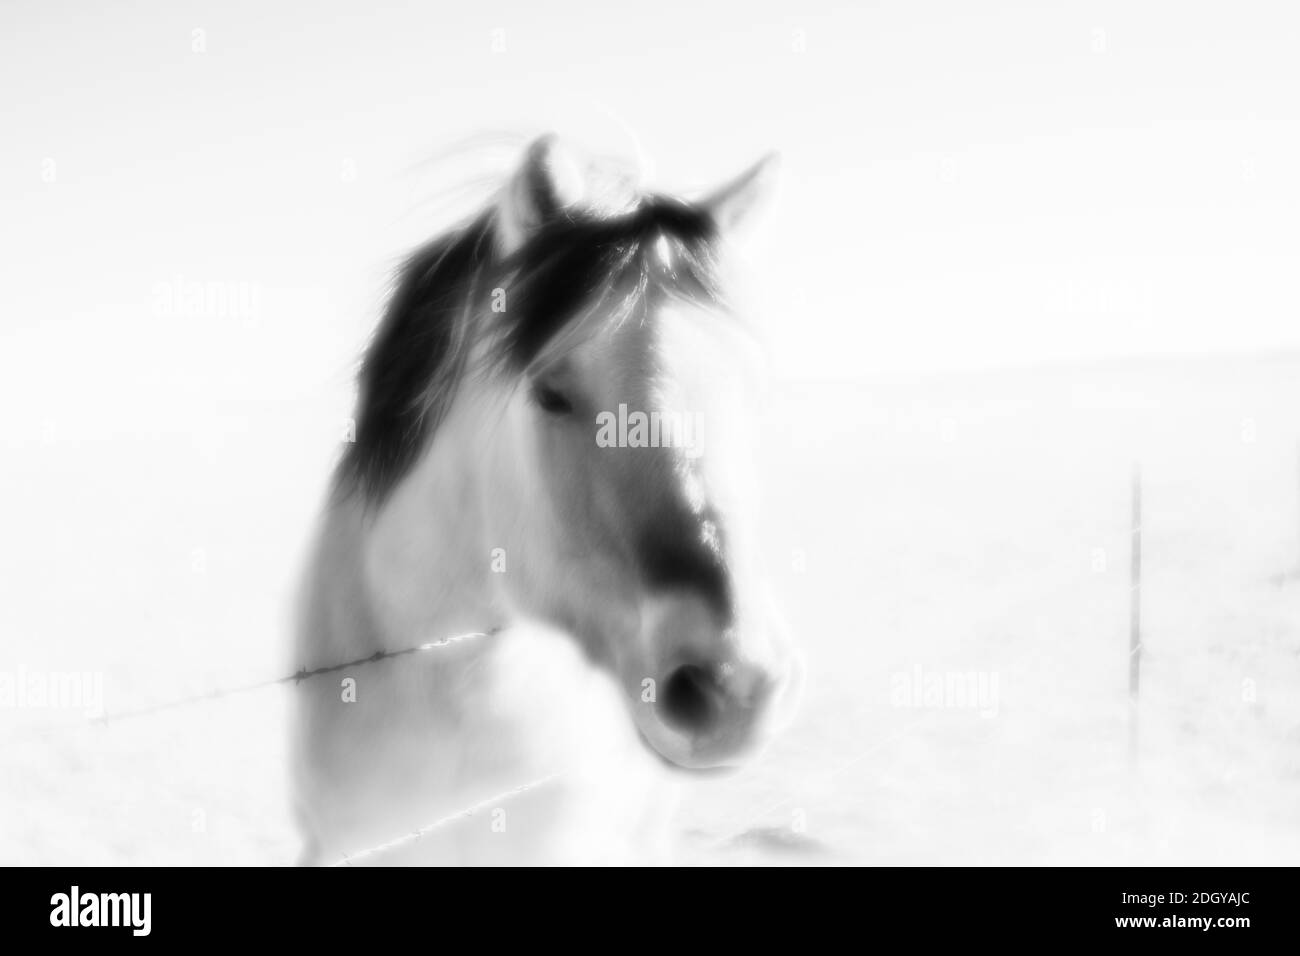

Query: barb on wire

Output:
[331, 772, 562, 866]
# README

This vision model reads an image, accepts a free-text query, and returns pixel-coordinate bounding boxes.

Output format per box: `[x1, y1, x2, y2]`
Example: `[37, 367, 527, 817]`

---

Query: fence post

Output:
[1128, 463, 1142, 763]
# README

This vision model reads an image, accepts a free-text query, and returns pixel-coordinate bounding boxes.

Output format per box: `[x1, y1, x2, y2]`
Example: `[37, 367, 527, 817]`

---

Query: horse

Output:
[291, 135, 803, 865]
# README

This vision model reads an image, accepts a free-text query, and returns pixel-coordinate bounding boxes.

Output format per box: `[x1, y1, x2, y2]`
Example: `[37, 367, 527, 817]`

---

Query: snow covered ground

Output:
[3, 353, 1299, 865]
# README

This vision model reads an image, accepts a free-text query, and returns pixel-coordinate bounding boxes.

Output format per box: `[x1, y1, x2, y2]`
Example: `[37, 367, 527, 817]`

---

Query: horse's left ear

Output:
[496, 134, 586, 257]
[700, 152, 781, 235]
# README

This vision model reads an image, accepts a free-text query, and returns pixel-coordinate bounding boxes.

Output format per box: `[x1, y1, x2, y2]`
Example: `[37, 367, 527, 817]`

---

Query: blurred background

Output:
[2, 0, 1298, 863]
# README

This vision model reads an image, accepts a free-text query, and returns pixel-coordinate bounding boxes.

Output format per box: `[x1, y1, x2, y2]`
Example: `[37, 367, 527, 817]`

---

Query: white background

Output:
[2, 1, 1299, 865]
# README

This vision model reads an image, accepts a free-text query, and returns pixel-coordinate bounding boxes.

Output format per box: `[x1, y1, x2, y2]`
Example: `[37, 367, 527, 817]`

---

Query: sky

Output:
[2, 0, 1298, 419]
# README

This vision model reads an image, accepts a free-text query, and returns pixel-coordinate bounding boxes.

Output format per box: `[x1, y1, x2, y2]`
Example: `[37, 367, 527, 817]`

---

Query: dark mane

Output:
[336, 195, 724, 503]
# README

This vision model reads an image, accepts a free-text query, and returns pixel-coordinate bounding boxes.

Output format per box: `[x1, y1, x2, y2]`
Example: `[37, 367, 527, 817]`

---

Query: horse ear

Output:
[700, 152, 780, 235]
[496, 134, 585, 256]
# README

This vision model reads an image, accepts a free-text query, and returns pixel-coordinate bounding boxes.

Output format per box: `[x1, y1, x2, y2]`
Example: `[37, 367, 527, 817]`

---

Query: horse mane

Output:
[336, 187, 727, 504]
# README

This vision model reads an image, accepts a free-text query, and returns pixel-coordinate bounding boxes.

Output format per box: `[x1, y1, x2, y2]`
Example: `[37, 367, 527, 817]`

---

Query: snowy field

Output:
[3, 352, 1299, 865]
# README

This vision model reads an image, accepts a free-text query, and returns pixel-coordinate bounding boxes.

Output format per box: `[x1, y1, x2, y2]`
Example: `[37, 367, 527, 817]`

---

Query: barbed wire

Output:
[5, 624, 571, 865]
[332, 772, 562, 866]
[4, 628, 499, 742]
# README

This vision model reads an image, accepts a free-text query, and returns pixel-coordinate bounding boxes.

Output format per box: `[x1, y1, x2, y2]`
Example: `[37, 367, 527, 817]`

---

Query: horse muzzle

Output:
[633, 647, 803, 771]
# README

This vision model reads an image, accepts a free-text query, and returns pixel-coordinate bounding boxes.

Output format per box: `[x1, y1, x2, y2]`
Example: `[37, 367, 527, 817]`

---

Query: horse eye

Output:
[532, 383, 574, 415]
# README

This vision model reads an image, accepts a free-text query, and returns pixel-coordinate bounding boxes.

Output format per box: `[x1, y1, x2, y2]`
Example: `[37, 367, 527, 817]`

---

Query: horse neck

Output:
[354, 391, 503, 651]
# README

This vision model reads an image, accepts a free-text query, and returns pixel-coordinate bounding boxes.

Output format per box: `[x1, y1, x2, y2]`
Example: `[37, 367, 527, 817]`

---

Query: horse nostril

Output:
[660, 664, 724, 733]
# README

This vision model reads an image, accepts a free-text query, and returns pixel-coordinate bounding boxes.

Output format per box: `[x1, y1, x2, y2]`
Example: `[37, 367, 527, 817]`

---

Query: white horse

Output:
[291, 136, 802, 865]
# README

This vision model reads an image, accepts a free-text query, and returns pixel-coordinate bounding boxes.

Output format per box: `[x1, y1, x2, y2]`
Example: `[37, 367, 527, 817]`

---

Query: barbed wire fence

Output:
[6, 629, 500, 737]
[98, 628, 497, 727]
[16, 452, 1290, 863]
[5, 626, 565, 865]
